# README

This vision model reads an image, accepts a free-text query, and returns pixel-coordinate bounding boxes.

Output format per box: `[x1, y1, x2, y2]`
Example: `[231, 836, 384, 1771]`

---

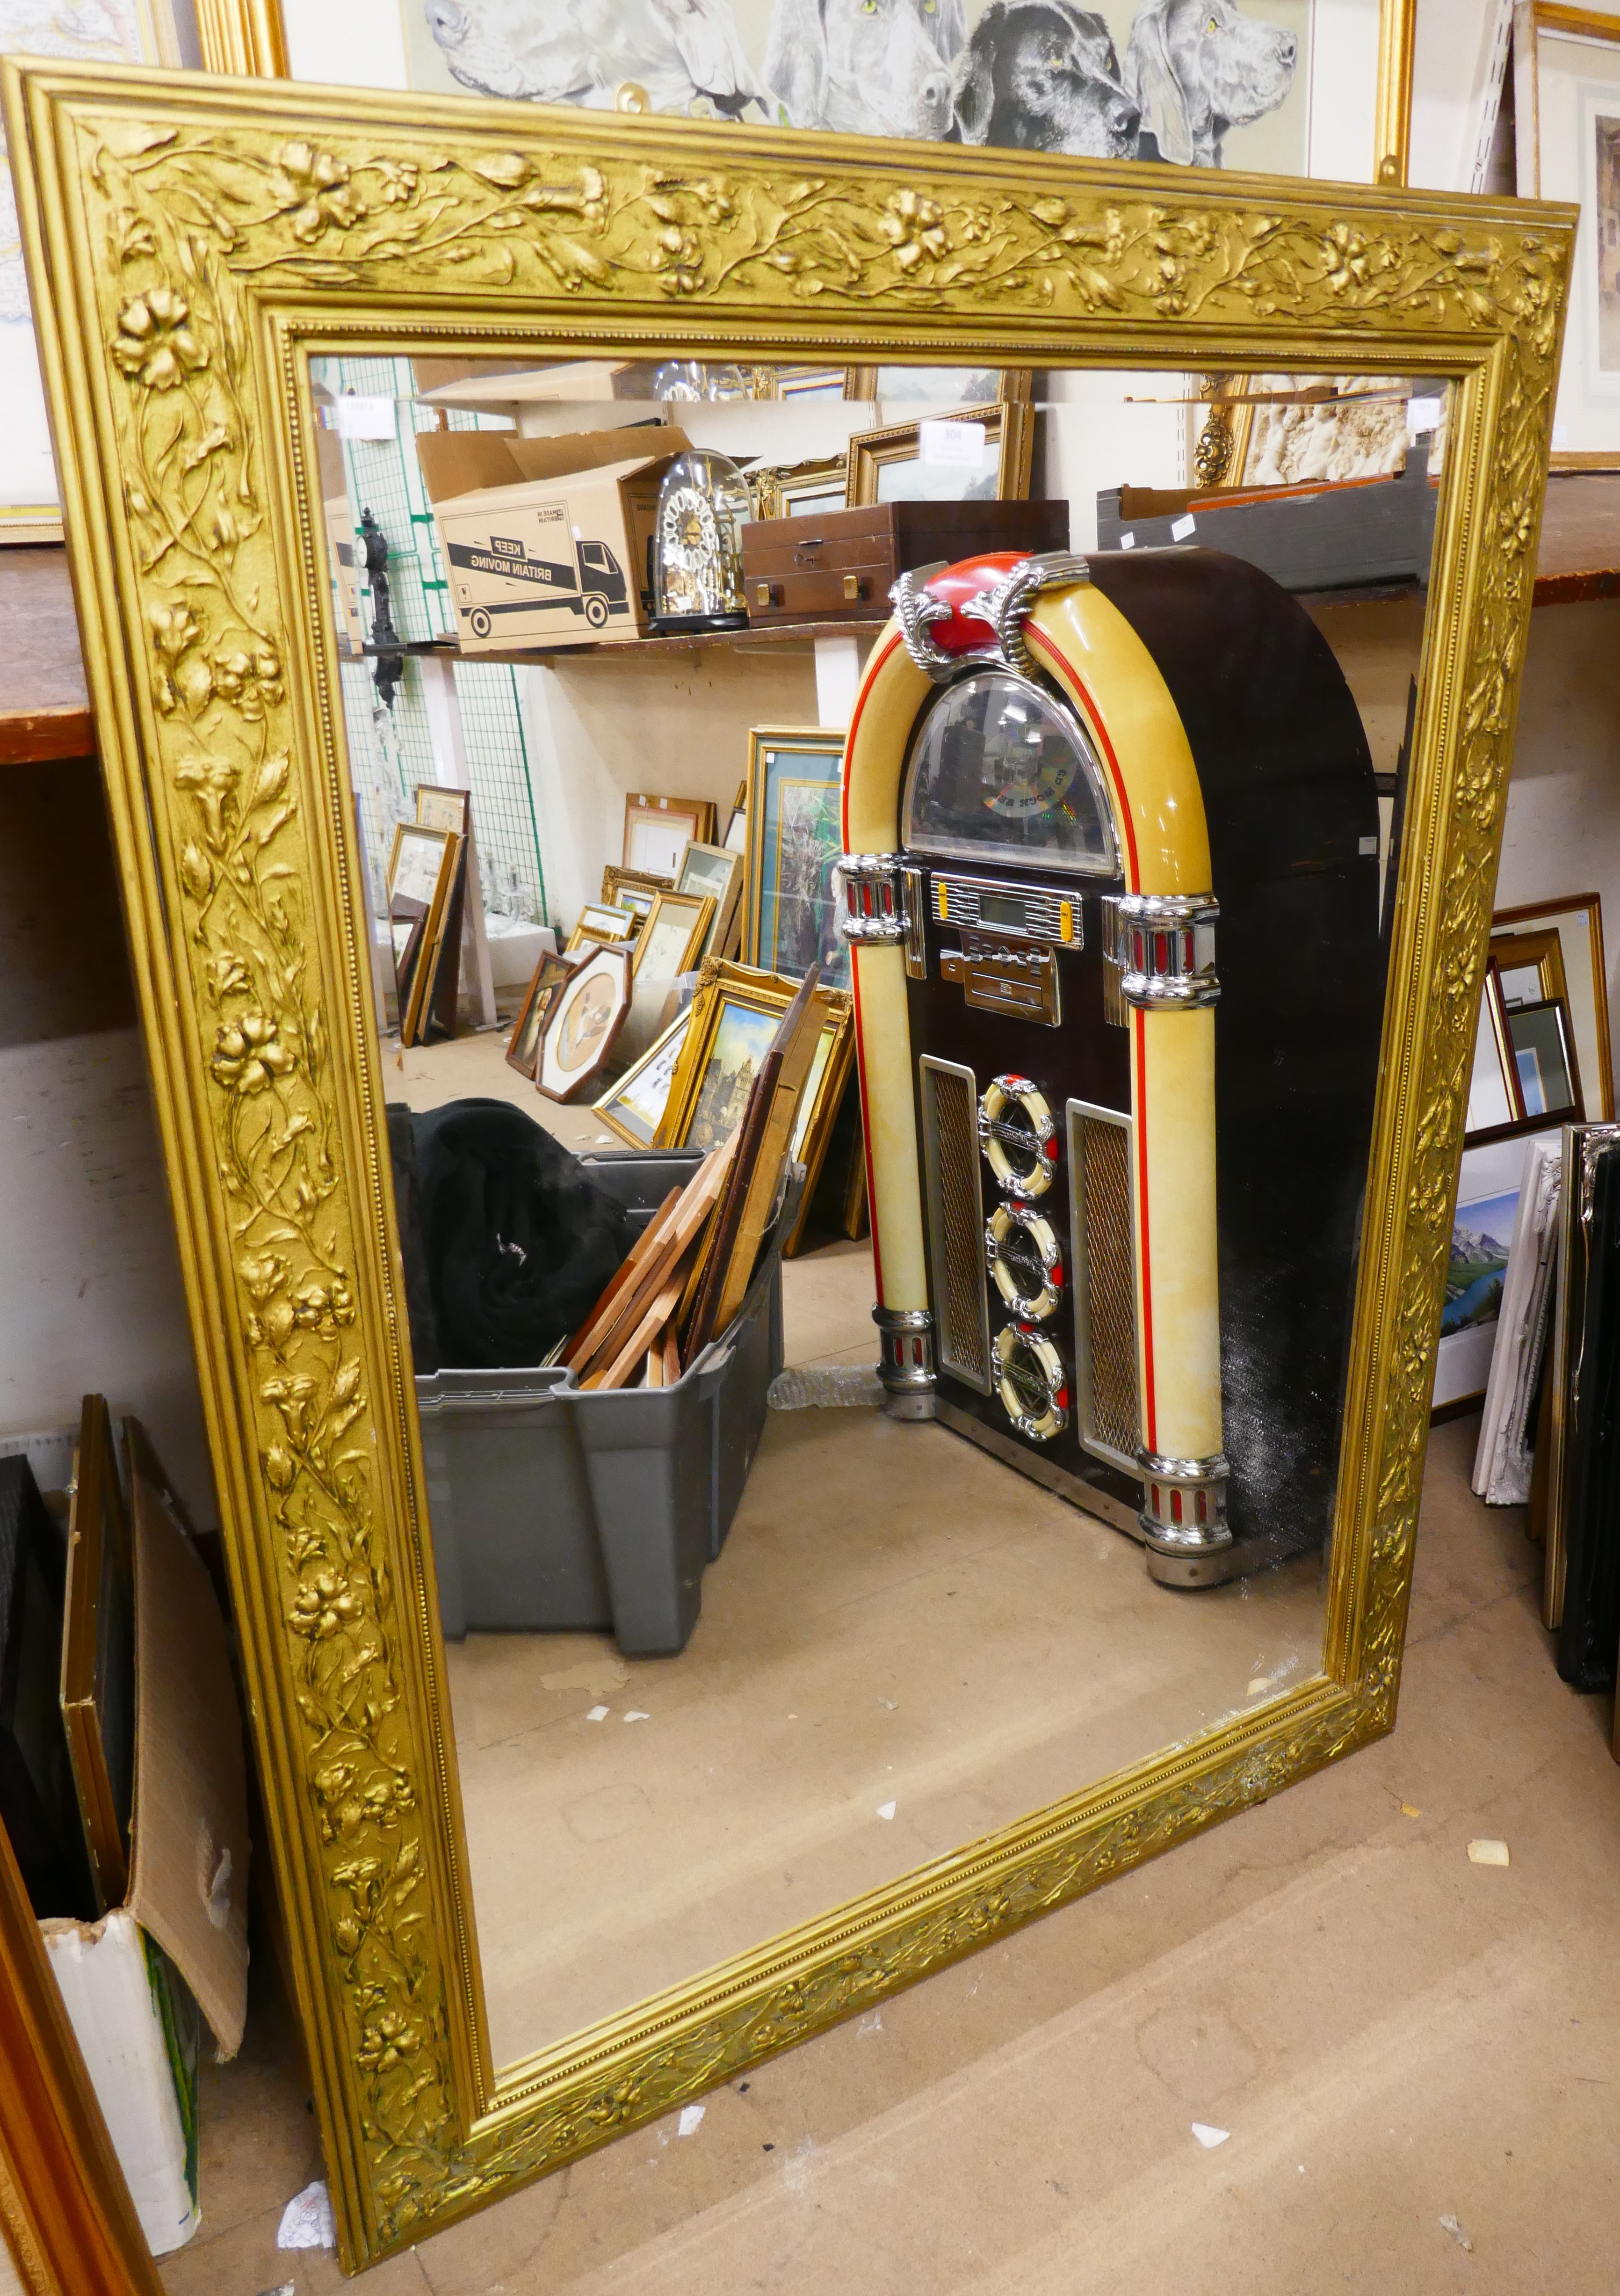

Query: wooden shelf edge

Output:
[356, 613, 894, 670]
[0, 703, 94, 767]
[1531, 567, 1620, 607]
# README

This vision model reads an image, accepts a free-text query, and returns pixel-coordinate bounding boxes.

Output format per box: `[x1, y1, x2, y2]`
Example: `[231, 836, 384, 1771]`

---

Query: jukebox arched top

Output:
[841, 547, 1382, 1590]
[900, 669, 1118, 879]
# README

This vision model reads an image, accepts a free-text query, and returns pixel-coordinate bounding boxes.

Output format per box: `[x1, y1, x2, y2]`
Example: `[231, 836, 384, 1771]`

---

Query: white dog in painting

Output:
[423, 0, 770, 116]
[763, 0, 968, 138]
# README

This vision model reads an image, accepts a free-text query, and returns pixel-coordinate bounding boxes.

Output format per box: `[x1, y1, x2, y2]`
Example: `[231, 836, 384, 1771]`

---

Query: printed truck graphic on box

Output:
[447, 528, 629, 635]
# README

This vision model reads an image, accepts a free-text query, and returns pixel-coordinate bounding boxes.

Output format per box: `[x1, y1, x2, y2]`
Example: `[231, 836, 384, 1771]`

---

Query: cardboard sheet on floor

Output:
[41, 1445, 250, 2254]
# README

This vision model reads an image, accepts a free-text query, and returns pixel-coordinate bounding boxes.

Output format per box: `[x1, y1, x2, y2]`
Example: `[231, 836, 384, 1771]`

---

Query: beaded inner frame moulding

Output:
[2, 54, 1573, 2271]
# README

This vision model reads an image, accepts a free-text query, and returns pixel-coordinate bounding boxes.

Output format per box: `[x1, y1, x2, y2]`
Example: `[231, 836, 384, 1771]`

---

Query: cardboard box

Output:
[41, 1439, 249, 2257]
[416, 426, 692, 652]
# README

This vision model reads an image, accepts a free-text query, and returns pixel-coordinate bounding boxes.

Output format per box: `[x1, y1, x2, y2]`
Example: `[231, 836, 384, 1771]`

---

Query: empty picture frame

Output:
[623, 793, 716, 879]
[62, 1395, 136, 1914]
[0, 1456, 95, 1921]
[673, 843, 744, 961]
[749, 455, 849, 520]
[844, 402, 1032, 508]
[1465, 946, 1584, 1146]
[1493, 894, 1613, 1117]
[536, 942, 633, 1102]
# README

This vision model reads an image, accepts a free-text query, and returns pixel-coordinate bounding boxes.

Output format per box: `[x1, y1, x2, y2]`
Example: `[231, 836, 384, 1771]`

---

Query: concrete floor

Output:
[393, 1025, 1321, 2067]
[158, 1402, 1620, 2295]
[451, 1238, 1323, 2066]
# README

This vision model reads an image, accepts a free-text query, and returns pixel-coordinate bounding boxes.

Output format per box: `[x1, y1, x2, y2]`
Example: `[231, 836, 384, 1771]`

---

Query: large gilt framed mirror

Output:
[5, 58, 1570, 2271]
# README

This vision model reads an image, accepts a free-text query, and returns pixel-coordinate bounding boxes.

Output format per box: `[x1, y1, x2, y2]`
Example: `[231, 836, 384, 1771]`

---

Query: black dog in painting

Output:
[953, 0, 1140, 156]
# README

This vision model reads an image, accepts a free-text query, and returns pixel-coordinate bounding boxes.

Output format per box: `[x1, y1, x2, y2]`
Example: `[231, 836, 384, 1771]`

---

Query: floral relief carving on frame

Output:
[9, 64, 1570, 2264]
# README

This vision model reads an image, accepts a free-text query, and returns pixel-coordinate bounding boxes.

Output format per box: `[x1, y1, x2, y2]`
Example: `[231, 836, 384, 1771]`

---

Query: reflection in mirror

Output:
[313, 352, 1449, 2069]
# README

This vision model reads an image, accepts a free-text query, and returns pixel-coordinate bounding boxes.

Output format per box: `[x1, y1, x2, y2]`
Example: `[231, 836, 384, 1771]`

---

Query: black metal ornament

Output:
[361, 507, 405, 711]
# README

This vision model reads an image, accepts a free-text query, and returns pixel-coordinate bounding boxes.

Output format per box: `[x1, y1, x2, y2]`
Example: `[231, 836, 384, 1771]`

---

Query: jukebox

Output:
[839, 548, 1384, 1586]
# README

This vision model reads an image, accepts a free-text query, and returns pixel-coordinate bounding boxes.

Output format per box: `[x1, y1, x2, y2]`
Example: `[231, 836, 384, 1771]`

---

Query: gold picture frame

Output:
[1513, 0, 1620, 467]
[844, 401, 1032, 509]
[674, 841, 745, 961]
[631, 887, 714, 980]
[658, 959, 849, 1159]
[783, 989, 855, 1256]
[748, 453, 849, 521]
[593, 1004, 694, 1148]
[599, 863, 673, 924]
[4, 54, 1570, 2270]
[385, 820, 460, 1043]
[194, 0, 1418, 190]
[564, 901, 636, 955]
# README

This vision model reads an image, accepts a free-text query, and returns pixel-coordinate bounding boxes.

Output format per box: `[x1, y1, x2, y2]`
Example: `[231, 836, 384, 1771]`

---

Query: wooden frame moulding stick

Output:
[0, 1806, 166, 2296]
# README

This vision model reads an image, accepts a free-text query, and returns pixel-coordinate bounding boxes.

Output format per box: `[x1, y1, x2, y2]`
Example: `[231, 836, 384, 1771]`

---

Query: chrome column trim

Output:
[838, 852, 908, 945]
[1135, 1447, 1232, 1554]
[873, 1303, 936, 1420]
[1115, 892, 1220, 1010]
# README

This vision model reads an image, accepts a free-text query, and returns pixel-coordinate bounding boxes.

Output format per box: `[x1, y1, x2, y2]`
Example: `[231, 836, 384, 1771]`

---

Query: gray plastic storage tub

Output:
[415, 1150, 796, 1657]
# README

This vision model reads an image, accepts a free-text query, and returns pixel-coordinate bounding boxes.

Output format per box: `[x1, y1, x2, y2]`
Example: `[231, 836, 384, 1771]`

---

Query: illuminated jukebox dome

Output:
[839, 550, 1384, 1588]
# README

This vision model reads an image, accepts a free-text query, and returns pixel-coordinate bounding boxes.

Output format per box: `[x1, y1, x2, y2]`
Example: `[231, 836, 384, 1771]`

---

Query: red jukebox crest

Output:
[840, 548, 1383, 1588]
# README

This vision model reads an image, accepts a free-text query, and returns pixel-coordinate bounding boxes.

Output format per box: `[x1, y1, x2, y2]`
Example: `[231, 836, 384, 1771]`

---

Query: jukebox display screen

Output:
[901, 671, 1117, 875]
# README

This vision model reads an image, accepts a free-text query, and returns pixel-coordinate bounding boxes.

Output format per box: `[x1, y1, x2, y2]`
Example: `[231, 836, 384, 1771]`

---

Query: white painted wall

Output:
[0, 1031, 216, 1522]
[519, 643, 821, 934]
[1041, 371, 1189, 555]
[0, 766, 216, 1526]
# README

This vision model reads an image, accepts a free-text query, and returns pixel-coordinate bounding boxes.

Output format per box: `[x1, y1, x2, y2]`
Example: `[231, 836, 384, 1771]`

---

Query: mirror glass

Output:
[311, 353, 1448, 2070]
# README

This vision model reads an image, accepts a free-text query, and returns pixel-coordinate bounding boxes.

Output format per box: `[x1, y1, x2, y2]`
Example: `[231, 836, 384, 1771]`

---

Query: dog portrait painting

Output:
[398, 0, 1307, 173]
[1121, 0, 1298, 165]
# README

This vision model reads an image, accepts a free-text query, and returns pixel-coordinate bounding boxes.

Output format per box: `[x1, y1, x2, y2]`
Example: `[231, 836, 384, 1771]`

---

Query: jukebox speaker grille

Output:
[1067, 1100, 1141, 1471]
[920, 1057, 991, 1392]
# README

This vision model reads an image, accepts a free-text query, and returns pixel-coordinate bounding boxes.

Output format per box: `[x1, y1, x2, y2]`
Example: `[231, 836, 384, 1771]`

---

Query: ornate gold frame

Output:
[845, 400, 1032, 507]
[4, 57, 1571, 2272]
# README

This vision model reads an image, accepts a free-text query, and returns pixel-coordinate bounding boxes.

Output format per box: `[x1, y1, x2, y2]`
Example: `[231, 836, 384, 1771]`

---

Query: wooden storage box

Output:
[740, 501, 1070, 627]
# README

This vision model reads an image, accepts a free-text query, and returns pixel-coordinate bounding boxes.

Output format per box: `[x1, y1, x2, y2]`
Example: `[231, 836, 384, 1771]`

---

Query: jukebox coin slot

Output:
[940, 939, 1062, 1024]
